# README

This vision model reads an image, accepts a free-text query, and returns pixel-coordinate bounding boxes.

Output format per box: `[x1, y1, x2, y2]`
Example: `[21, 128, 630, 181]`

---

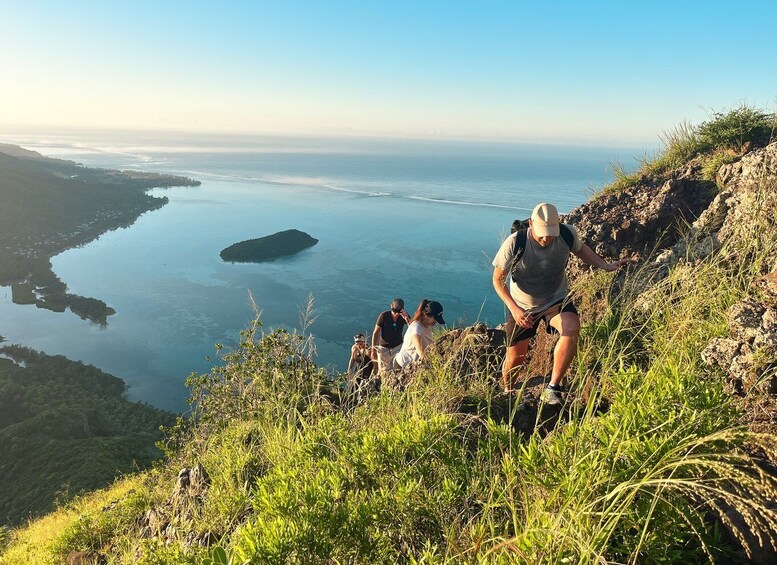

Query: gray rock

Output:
[757, 271, 777, 306]
[728, 300, 766, 342]
[761, 308, 777, 333]
[702, 338, 741, 370]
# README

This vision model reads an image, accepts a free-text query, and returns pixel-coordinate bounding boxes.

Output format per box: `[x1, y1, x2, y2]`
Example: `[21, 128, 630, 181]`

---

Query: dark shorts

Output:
[505, 297, 578, 346]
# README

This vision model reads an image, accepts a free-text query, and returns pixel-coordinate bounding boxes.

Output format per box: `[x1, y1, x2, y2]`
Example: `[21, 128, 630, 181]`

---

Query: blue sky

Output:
[1, 0, 776, 144]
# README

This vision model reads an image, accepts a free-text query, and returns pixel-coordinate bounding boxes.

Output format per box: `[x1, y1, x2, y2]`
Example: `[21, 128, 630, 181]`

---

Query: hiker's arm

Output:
[412, 333, 427, 360]
[574, 243, 634, 272]
[347, 347, 357, 373]
[492, 267, 534, 328]
[371, 324, 381, 348]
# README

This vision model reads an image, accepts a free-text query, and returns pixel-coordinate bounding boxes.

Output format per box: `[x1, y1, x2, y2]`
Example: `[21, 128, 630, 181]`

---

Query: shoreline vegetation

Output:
[219, 229, 319, 263]
[2, 106, 777, 563]
[0, 143, 200, 325]
[0, 143, 191, 529]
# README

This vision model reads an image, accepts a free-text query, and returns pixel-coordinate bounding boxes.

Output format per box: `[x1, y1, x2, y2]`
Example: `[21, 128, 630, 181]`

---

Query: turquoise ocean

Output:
[0, 131, 641, 411]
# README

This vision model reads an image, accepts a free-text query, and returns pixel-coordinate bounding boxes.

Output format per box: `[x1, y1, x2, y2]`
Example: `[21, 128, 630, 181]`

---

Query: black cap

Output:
[427, 301, 445, 324]
[390, 298, 404, 311]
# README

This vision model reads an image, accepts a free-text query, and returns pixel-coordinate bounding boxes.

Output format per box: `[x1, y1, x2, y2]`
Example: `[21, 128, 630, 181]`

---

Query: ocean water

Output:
[0, 131, 639, 411]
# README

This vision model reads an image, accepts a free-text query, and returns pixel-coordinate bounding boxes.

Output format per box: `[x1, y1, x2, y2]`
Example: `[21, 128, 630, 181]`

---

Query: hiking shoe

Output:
[541, 384, 564, 405]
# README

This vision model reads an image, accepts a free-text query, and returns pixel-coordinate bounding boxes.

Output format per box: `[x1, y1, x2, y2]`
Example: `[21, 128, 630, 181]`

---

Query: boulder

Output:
[426, 322, 505, 381]
[701, 338, 741, 371]
[728, 300, 766, 342]
[756, 270, 777, 306]
[703, 296, 777, 399]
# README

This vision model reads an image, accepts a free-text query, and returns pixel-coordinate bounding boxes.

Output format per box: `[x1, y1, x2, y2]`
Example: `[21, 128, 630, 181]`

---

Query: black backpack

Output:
[510, 219, 574, 279]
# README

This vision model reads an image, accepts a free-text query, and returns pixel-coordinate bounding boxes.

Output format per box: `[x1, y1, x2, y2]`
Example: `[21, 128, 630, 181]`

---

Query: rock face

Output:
[564, 171, 717, 268]
[220, 229, 318, 263]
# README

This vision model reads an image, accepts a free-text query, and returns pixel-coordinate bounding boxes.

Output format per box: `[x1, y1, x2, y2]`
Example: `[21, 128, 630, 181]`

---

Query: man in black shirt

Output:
[372, 298, 411, 372]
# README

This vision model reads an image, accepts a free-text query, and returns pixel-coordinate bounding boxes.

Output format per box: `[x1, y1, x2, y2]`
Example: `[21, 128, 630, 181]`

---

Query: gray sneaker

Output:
[541, 385, 564, 405]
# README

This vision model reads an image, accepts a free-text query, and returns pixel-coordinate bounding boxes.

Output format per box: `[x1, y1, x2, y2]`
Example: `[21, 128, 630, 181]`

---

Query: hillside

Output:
[0, 347, 176, 527]
[2, 108, 776, 564]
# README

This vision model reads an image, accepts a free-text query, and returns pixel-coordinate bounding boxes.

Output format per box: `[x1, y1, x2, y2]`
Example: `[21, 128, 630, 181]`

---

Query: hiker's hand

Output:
[512, 307, 534, 329]
[604, 257, 637, 272]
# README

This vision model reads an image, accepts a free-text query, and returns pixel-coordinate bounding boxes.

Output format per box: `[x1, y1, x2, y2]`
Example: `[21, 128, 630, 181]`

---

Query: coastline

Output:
[0, 144, 200, 325]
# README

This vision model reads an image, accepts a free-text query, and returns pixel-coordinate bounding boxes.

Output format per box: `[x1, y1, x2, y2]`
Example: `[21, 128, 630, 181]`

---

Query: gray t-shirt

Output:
[492, 225, 583, 311]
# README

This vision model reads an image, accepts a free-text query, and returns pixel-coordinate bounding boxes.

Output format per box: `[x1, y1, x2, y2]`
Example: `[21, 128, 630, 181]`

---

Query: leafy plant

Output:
[697, 105, 776, 152]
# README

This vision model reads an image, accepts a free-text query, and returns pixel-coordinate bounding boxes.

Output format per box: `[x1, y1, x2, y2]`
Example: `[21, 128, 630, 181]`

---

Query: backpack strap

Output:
[510, 223, 575, 282]
[559, 224, 574, 250]
[511, 228, 529, 263]
[511, 224, 573, 262]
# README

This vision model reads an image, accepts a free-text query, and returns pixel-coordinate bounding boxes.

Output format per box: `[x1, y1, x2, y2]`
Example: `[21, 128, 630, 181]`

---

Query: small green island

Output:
[220, 229, 318, 263]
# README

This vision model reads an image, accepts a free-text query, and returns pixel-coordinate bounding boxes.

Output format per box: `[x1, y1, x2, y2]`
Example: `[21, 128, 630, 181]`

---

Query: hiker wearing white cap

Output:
[372, 298, 411, 372]
[347, 333, 375, 385]
[492, 202, 633, 404]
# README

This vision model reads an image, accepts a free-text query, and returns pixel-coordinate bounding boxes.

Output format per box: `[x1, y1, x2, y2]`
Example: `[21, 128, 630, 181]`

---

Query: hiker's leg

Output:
[388, 345, 402, 370]
[375, 346, 390, 372]
[548, 311, 580, 387]
[503, 338, 530, 390]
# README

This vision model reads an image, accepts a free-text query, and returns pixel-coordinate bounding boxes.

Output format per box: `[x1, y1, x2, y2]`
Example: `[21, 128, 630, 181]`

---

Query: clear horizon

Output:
[2, 1, 776, 145]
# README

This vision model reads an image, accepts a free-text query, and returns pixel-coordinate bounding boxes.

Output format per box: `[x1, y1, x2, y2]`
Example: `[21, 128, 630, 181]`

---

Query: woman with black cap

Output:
[394, 299, 445, 368]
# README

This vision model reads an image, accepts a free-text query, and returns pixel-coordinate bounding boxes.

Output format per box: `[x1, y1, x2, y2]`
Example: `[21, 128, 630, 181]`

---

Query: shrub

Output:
[697, 105, 776, 152]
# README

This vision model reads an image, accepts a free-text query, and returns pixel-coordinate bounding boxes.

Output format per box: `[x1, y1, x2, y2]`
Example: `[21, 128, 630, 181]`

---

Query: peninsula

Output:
[0, 143, 200, 325]
[220, 229, 318, 262]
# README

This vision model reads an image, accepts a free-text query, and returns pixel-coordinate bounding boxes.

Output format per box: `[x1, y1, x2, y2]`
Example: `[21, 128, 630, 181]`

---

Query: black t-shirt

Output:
[375, 311, 406, 348]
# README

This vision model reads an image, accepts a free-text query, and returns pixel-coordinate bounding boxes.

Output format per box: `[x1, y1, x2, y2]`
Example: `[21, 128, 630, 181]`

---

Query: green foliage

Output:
[0, 347, 175, 526]
[202, 547, 236, 565]
[0, 527, 8, 553]
[54, 489, 151, 556]
[697, 105, 776, 152]
[603, 104, 776, 194]
[232, 411, 477, 564]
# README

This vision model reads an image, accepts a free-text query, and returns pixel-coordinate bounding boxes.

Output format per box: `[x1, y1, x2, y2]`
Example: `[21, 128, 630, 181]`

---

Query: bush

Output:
[697, 105, 776, 152]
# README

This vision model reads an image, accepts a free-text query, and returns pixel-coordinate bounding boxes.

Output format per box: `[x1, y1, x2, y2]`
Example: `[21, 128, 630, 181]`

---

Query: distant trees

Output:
[0, 347, 176, 527]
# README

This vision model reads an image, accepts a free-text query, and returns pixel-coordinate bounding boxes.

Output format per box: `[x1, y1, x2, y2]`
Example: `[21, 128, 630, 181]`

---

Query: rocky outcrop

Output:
[564, 170, 716, 266]
[702, 298, 777, 400]
[659, 142, 777, 270]
[693, 145, 777, 431]
[426, 323, 506, 380]
[137, 463, 215, 548]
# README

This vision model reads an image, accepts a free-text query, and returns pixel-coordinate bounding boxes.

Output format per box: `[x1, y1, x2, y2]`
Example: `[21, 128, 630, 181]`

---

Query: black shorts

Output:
[505, 297, 578, 346]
